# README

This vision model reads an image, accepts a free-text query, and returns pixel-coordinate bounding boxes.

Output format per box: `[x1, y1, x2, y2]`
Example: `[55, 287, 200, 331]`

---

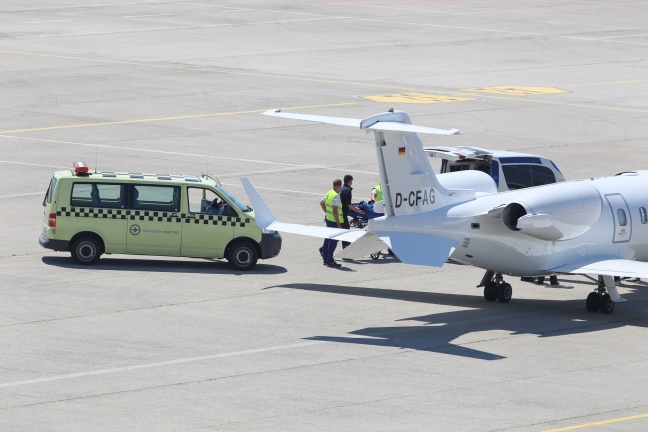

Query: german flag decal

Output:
[398, 147, 406, 155]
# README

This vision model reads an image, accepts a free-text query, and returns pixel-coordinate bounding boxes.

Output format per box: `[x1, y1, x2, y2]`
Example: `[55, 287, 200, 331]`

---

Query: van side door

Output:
[126, 184, 182, 256]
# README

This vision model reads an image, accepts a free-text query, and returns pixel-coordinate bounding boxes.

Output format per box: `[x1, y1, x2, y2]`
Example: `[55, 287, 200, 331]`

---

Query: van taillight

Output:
[48, 213, 56, 227]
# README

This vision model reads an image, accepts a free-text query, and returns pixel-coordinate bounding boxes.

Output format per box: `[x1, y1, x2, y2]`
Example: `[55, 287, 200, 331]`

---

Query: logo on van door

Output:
[129, 224, 141, 235]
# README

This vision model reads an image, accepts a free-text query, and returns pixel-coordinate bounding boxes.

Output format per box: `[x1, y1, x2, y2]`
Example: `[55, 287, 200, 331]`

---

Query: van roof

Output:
[53, 169, 218, 186]
[424, 146, 546, 162]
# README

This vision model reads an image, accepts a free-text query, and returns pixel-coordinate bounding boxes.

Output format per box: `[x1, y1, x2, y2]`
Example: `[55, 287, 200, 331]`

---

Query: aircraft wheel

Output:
[371, 252, 380, 260]
[483, 281, 498, 301]
[497, 283, 512, 303]
[585, 292, 599, 313]
[599, 293, 615, 314]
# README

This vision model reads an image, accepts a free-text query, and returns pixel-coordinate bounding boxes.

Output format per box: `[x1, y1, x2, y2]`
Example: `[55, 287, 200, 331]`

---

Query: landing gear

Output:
[479, 271, 512, 303]
[585, 276, 616, 314]
[586, 292, 599, 313]
[483, 281, 497, 301]
[497, 282, 512, 303]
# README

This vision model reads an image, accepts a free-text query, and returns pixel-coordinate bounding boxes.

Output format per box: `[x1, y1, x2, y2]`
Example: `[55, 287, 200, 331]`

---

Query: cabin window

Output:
[71, 183, 124, 208]
[617, 209, 627, 226]
[640, 207, 647, 224]
[130, 184, 180, 212]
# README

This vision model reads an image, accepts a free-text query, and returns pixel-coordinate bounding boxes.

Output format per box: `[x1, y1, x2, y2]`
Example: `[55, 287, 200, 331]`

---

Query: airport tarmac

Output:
[2, 1, 648, 430]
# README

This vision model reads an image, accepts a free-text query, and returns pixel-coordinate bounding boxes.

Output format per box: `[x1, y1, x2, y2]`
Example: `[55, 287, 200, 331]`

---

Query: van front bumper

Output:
[259, 231, 282, 259]
[39, 234, 69, 252]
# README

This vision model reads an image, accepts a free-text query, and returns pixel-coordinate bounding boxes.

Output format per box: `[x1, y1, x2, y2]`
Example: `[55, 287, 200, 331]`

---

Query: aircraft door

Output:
[605, 193, 631, 243]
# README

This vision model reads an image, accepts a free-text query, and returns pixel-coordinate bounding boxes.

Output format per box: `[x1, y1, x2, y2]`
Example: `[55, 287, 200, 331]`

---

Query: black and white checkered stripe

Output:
[56, 207, 251, 227]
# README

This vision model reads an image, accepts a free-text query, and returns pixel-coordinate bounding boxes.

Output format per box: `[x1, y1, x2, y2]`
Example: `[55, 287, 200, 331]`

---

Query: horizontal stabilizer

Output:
[365, 122, 460, 135]
[335, 232, 389, 259]
[381, 232, 457, 267]
[263, 110, 460, 135]
[262, 110, 361, 127]
[241, 177, 367, 242]
[550, 259, 648, 278]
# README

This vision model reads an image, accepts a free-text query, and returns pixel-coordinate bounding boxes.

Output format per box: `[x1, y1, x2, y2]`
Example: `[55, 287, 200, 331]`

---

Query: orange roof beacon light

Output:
[73, 161, 89, 176]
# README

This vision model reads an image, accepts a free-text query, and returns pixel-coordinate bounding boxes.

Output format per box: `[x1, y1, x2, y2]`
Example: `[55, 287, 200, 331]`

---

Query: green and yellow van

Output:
[39, 162, 281, 270]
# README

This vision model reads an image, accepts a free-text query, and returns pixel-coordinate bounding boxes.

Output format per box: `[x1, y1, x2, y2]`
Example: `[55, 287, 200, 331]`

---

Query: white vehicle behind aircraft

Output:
[425, 146, 565, 192]
[243, 109, 648, 314]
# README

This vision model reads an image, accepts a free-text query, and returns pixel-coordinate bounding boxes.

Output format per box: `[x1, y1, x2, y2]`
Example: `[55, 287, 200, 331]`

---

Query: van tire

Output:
[227, 241, 258, 271]
[71, 236, 102, 265]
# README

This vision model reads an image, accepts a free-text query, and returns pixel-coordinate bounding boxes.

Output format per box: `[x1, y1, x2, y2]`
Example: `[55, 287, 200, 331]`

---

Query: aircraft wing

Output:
[262, 110, 460, 135]
[549, 259, 648, 278]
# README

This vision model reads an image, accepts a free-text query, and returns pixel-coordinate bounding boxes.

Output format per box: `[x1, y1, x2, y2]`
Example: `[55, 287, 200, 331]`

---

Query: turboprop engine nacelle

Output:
[501, 182, 603, 241]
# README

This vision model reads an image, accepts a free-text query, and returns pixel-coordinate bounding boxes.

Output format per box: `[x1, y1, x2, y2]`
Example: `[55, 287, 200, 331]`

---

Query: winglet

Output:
[241, 177, 276, 228]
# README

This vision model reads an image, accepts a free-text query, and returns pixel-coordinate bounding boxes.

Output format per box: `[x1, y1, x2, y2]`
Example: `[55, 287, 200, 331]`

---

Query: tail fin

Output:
[262, 109, 464, 217]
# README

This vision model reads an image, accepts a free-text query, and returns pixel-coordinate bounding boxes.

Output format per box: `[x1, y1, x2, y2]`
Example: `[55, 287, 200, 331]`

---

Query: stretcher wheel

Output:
[370, 252, 380, 260]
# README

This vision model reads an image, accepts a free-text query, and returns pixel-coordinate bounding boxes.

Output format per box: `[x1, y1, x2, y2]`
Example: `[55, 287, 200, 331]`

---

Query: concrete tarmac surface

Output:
[2, 1, 648, 430]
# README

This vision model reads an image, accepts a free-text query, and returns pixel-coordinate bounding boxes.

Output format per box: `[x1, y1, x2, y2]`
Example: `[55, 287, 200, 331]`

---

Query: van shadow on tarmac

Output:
[269, 283, 648, 361]
[41, 256, 287, 275]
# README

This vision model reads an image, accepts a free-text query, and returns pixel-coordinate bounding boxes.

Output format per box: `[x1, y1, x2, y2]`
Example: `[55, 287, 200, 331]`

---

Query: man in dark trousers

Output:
[339, 174, 364, 248]
[319, 179, 343, 268]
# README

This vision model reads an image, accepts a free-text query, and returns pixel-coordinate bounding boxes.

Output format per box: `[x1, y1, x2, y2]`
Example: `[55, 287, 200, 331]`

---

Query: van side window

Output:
[490, 160, 499, 187]
[502, 165, 556, 190]
[530, 165, 556, 186]
[187, 187, 222, 214]
[71, 183, 124, 208]
[131, 185, 180, 212]
[641, 207, 647, 224]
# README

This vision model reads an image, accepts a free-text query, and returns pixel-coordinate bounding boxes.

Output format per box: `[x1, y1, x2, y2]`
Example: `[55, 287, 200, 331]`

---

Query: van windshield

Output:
[215, 185, 251, 212]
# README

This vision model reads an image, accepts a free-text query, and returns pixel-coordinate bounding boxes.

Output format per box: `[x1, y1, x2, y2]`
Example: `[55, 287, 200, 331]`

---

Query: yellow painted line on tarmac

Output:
[450, 92, 648, 113]
[461, 86, 569, 96]
[544, 412, 648, 431]
[361, 93, 473, 104]
[0, 49, 453, 93]
[0, 102, 356, 134]
[2, 49, 647, 117]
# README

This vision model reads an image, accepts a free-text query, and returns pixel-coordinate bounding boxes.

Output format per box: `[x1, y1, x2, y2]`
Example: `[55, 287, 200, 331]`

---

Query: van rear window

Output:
[71, 183, 124, 208]
[43, 177, 57, 205]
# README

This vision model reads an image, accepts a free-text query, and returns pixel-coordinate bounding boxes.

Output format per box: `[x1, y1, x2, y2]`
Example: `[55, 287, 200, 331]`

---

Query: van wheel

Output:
[71, 236, 102, 265]
[227, 241, 258, 271]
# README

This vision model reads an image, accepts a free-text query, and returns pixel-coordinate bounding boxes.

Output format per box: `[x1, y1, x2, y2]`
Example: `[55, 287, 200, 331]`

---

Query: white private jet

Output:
[243, 109, 648, 314]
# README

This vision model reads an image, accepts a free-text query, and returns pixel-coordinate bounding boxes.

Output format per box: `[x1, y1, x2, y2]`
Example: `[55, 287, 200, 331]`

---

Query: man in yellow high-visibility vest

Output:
[319, 179, 343, 268]
[370, 184, 382, 203]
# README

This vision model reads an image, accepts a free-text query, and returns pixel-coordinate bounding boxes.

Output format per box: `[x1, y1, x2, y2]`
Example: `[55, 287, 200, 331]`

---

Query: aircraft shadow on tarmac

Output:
[270, 283, 648, 361]
[41, 256, 287, 275]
